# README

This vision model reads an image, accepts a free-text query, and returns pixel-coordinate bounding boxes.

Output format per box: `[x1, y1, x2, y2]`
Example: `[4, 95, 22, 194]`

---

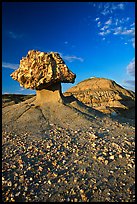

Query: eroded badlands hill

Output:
[65, 77, 135, 119]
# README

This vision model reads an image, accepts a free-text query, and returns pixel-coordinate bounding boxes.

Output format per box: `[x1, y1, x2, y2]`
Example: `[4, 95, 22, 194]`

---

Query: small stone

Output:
[19, 175, 24, 182]
[15, 192, 20, 197]
[127, 163, 132, 168]
[98, 156, 104, 161]
[52, 173, 58, 178]
[11, 198, 15, 202]
[38, 166, 43, 171]
[48, 180, 52, 185]
[74, 198, 78, 202]
[109, 155, 115, 160]
[119, 154, 123, 158]
[104, 160, 108, 165]
[7, 181, 12, 186]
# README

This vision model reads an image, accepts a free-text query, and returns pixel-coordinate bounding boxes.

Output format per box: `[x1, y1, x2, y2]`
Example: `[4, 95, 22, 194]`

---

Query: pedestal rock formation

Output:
[3, 50, 105, 134]
[10, 50, 76, 104]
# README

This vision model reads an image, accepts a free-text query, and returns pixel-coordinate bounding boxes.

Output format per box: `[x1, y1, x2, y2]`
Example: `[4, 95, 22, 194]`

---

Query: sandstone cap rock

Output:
[10, 50, 76, 90]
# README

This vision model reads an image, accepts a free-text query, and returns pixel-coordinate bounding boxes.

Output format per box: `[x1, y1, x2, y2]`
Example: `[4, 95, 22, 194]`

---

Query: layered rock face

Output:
[65, 77, 135, 118]
[10, 50, 76, 90]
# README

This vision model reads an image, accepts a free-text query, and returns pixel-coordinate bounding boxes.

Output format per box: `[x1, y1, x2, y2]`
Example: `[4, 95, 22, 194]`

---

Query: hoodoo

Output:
[10, 50, 76, 105]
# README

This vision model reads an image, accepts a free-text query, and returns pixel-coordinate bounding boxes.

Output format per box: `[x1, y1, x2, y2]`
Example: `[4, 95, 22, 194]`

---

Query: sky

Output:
[2, 2, 135, 95]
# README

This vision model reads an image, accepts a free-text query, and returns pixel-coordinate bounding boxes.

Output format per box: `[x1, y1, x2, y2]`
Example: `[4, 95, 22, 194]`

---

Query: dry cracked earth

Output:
[2, 95, 135, 202]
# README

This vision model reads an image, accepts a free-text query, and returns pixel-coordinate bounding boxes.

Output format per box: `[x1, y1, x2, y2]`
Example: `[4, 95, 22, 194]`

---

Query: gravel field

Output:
[2, 120, 135, 202]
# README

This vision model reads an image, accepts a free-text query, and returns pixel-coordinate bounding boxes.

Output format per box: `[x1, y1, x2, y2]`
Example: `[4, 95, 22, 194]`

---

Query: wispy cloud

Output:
[100, 25, 109, 31]
[101, 2, 126, 16]
[123, 79, 135, 92]
[95, 11, 135, 48]
[95, 17, 100, 21]
[62, 55, 84, 62]
[99, 29, 111, 36]
[2, 62, 19, 70]
[123, 58, 135, 91]
[131, 38, 135, 48]
[123, 80, 135, 86]
[8, 31, 23, 39]
[105, 19, 112, 25]
[126, 59, 135, 77]
[97, 21, 101, 27]
[59, 53, 84, 62]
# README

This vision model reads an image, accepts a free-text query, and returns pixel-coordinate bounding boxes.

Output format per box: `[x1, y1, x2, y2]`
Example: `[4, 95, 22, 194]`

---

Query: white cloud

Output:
[105, 19, 112, 25]
[97, 21, 101, 27]
[117, 3, 125, 10]
[2, 62, 19, 70]
[123, 58, 135, 91]
[63, 55, 84, 62]
[121, 29, 134, 35]
[123, 79, 135, 91]
[101, 2, 126, 16]
[130, 22, 135, 27]
[126, 59, 135, 77]
[112, 26, 135, 37]
[99, 29, 111, 36]
[132, 38, 135, 48]
[100, 25, 109, 31]
[95, 3, 134, 48]
[8, 31, 23, 39]
[126, 17, 130, 21]
[59, 53, 84, 63]
[95, 17, 100, 21]
[124, 80, 135, 86]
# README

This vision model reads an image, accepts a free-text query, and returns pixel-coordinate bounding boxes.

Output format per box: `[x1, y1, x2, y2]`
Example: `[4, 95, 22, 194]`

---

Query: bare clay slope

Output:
[2, 94, 106, 135]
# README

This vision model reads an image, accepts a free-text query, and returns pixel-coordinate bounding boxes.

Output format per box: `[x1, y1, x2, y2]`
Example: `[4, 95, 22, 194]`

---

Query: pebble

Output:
[48, 180, 52, 185]
[109, 155, 115, 160]
[104, 160, 109, 165]
[2, 122, 135, 202]
[119, 154, 123, 158]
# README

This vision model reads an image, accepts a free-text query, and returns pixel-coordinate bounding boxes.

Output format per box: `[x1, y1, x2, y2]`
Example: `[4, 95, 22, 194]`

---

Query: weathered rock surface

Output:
[10, 50, 76, 90]
[65, 77, 135, 118]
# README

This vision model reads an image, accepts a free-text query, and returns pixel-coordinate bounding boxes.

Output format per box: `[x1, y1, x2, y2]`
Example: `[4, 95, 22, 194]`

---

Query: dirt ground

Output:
[2, 95, 135, 202]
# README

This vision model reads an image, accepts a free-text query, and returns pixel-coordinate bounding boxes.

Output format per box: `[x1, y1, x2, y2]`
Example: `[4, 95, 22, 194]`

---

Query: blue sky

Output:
[2, 2, 135, 94]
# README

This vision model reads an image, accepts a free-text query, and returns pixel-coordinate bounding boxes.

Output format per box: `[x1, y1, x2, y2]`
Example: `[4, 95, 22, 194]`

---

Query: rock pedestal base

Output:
[35, 82, 64, 105]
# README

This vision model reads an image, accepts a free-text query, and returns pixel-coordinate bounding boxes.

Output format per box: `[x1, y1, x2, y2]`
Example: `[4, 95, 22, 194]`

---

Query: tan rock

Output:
[10, 50, 76, 90]
[65, 77, 135, 118]
[10, 50, 76, 104]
